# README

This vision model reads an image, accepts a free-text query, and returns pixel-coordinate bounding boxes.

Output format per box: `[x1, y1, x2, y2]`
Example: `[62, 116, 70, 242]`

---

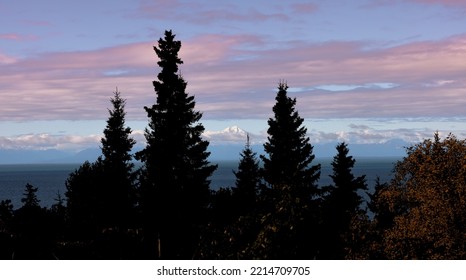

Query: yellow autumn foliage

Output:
[379, 133, 466, 259]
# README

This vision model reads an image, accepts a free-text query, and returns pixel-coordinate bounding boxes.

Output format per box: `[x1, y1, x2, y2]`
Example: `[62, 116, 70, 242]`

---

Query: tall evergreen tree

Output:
[137, 30, 217, 259]
[261, 82, 320, 193]
[326, 143, 367, 212]
[253, 82, 320, 259]
[100, 89, 136, 228]
[320, 142, 368, 259]
[66, 90, 135, 240]
[232, 134, 261, 216]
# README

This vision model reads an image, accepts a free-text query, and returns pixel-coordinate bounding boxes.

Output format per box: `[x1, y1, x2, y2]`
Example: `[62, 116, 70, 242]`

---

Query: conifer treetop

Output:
[155, 30, 182, 69]
[101, 89, 135, 165]
[261, 82, 320, 189]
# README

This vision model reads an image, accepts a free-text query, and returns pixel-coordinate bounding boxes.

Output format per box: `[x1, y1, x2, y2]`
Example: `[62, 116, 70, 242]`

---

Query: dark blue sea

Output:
[0, 157, 400, 209]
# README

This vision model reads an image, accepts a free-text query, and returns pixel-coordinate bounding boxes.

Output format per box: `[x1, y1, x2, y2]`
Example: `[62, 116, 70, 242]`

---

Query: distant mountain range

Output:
[0, 148, 101, 164]
[208, 139, 408, 161]
[0, 126, 410, 164]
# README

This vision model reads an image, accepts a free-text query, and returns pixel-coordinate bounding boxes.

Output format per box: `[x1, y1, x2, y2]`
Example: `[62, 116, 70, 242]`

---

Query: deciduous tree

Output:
[376, 133, 466, 259]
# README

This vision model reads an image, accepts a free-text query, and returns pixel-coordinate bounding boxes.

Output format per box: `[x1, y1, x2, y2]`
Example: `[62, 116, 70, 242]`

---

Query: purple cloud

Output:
[135, 0, 289, 24]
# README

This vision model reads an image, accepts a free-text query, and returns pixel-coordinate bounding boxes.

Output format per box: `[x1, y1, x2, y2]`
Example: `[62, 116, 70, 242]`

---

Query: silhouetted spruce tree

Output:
[64, 91, 137, 258]
[13, 183, 55, 259]
[232, 134, 261, 216]
[136, 30, 217, 259]
[261, 82, 320, 193]
[100, 89, 136, 229]
[21, 183, 40, 208]
[252, 82, 320, 259]
[65, 160, 105, 240]
[320, 142, 367, 259]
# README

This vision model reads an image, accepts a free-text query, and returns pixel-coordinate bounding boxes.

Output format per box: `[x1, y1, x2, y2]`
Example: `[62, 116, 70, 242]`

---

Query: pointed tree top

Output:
[278, 80, 288, 91]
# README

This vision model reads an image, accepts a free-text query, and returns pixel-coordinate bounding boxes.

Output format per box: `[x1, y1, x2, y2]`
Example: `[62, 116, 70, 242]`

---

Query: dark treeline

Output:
[1, 30, 466, 259]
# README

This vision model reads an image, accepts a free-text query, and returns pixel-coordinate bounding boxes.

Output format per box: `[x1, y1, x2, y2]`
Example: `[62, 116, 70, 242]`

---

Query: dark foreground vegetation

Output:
[1, 31, 466, 259]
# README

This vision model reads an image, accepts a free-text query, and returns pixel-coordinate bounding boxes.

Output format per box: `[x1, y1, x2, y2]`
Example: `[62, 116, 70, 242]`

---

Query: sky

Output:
[1, 0, 466, 153]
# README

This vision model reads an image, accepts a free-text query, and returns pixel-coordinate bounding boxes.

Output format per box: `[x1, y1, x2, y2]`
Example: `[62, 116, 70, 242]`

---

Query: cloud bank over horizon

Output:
[0, 122, 463, 152]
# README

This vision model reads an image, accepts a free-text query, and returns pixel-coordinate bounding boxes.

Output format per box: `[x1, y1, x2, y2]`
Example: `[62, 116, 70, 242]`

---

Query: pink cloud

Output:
[0, 53, 16, 64]
[1, 33, 466, 122]
[0, 42, 155, 121]
[0, 33, 38, 41]
[180, 35, 466, 119]
[291, 3, 318, 14]
[0, 34, 20, 40]
[181, 34, 264, 65]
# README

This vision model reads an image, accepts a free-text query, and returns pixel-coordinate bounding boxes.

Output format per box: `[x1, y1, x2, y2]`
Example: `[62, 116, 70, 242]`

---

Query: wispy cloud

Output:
[0, 52, 16, 64]
[0, 33, 38, 41]
[134, 0, 289, 24]
[0, 42, 155, 120]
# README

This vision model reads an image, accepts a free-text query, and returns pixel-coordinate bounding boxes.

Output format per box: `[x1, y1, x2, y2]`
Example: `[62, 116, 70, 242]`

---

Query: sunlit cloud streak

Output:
[0, 133, 101, 150]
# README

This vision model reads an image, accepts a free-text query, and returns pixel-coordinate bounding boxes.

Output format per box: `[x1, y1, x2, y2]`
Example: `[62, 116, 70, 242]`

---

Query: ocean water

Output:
[0, 164, 80, 209]
[0, 157, 400, 209]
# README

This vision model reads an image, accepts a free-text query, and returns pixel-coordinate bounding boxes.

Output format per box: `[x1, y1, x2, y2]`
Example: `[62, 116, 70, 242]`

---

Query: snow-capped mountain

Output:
[203, 125, 249, 144]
